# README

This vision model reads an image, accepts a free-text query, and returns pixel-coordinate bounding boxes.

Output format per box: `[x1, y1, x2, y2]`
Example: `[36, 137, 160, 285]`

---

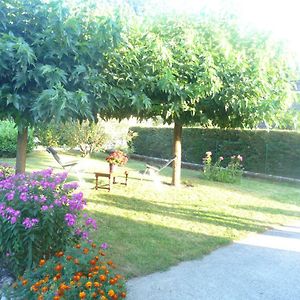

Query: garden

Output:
[1, 0, 300, 299]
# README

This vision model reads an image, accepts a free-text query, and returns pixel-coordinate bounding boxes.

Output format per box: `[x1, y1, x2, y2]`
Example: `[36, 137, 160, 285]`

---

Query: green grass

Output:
[1, 150, 300, 279]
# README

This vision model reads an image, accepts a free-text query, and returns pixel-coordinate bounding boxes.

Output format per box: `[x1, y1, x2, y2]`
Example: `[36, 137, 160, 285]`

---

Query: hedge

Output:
[131, 126, 300, 179]
[0, 120, 34, 157]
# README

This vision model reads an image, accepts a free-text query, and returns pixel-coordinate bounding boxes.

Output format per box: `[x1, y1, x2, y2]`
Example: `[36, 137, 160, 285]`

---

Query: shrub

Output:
[5, 241, 126, 300]
[203, 151, 243, 183]
[131, 126, 300, 179]
[0, 169, 97, 275]
[0, 120, 34, 157]
[0, 163, 15, 180]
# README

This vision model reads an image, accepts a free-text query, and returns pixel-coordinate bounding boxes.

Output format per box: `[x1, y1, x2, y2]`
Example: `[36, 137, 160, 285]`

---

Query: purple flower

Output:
[85, 217, 97, 229]
[22, 217, 39, 229]
[64, 213, 77, 227]
[69, 192, 85, 210]
[101, 243, 108, 250]
[41, 205, 49, 211]
[63, 182, 79, 190]
[81, 231, 89, 239]
[20, 192, 28, 202]
[6, 191, 15, 201]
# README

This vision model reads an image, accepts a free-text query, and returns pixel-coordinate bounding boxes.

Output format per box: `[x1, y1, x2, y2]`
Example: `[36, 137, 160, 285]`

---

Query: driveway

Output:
[127, 222, 300, 300]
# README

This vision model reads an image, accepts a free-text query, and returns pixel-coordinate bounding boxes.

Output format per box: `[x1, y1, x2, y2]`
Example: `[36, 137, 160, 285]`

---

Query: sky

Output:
[169, 0, 300, 63]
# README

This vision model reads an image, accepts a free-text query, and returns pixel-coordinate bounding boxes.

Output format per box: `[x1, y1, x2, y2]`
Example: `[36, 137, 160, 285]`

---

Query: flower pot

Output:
[109, 163, 115, 173]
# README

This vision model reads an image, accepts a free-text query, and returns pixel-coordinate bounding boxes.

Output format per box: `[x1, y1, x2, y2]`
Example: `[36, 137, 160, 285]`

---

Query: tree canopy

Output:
[101, 14, 296, 185]
[0, 0, 122, 172]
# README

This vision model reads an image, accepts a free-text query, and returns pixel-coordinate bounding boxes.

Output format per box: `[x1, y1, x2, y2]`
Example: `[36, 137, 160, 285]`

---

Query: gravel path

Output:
[127, 222, 300, 300]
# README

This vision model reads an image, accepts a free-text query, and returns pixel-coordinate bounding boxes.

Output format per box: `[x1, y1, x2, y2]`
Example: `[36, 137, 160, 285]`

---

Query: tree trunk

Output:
[172, 121, 182, 187]
[16, 126, 28, 174]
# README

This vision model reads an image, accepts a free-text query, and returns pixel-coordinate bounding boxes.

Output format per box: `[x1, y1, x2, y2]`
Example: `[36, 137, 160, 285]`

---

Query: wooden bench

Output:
[94, 170, 128, 192]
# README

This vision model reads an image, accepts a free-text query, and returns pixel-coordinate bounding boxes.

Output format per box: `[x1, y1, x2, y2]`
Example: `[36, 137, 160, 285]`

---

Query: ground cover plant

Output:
[5, 241, 126, 300]
[203, 151, 243, 183]
[1, 150, 300, 279]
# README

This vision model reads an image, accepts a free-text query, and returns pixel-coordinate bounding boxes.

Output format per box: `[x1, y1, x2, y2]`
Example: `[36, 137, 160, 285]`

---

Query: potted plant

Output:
[105, 150, 128, 173]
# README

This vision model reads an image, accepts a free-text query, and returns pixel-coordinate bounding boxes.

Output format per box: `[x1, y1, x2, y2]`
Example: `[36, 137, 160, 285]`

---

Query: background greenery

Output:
[0, 120, 34, 157]
[1, 150, 300, 278]
[131, 126, 300, 179]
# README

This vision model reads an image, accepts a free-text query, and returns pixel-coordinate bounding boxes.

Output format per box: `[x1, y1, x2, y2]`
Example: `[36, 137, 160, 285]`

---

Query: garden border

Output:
[130, 154, 300, 184]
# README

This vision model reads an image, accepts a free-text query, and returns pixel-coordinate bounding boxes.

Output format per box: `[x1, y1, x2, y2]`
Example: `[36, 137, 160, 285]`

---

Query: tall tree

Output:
[100, 14, 296, 186]
[0, 0, 121, 173]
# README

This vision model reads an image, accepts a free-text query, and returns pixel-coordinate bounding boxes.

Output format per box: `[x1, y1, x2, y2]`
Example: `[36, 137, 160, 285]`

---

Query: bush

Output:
[0, 163, 15, 180]
[131, 126, 300, 179]
[0, 120, 34, 157]
[35, 119, 137, 155]
[203, 152, 243, 183]
[0, 169, 97, 275]
[5, 241, 126, 300]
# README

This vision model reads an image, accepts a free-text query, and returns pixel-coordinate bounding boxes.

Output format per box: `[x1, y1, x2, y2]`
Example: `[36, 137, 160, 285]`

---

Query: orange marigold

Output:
[54, 264, 63, 272]
[79, 291, 86, 299]
[83, 248, 89, 254]
[108, 289, 115, 297]
[99, 275, 107, 282]
[56, 251, 64, 257]
[41, 286, 49, 293]
[22, 280, 28, 286]
[85, 281, 92, 289]
[39, 259, 46, 266]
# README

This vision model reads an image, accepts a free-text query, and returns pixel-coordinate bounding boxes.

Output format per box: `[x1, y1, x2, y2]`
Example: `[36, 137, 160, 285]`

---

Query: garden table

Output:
[94, 170, 128, 192]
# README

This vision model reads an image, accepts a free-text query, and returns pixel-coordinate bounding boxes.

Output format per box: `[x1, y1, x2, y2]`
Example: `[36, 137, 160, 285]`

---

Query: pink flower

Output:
[237, 155, 243, 162]
[219, 156, 224, 161]
[206, 151, 212, 156]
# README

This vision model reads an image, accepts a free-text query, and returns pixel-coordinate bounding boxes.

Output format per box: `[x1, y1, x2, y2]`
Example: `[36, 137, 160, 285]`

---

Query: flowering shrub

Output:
[0, 162, 15, 180]
[0, 169, 97, 275]
[203, 151, 243, 183]
[5, 241, 126, 299]
[105, 150, 128, 166]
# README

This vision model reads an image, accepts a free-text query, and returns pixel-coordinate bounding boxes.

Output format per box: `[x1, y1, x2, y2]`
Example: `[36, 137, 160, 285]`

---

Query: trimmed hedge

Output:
[0, 120, 34, 157]
[131, 126, 300, 179]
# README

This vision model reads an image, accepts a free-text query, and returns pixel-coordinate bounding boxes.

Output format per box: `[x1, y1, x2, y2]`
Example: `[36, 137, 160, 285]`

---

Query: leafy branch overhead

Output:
[0, 0, 122, 126]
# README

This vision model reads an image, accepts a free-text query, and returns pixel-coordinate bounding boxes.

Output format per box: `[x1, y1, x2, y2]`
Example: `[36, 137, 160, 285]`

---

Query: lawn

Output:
[1, 149, 300, 279]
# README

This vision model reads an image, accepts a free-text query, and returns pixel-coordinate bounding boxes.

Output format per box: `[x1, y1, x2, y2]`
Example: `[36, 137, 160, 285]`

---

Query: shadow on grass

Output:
[88, 210, 232, 278]
[88, 193, 271, 234]
[234, 205, 300, 218]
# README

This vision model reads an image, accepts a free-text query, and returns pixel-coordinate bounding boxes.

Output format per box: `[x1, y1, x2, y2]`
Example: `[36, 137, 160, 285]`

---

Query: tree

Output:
[100, 14, 296, 186]
[0, 0, 121, 173]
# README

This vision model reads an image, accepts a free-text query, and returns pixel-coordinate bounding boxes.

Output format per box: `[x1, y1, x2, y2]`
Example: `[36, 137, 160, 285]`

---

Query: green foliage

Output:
[0, 169, 97, 275]
[203, 151, 243, 183]
[0, 162, 15, 180]
[0, 120, 34, 157]
[131, 126, 300, 179]
[4, 241, 126, 300]
[103, 14, 296, 128]
[0, 0, 122, 126]
[35, 120, 110, 156]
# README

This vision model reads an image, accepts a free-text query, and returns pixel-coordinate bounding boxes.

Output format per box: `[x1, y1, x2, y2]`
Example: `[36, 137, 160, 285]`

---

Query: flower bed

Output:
[5, 241, 126, 300]
[0, 168, 127, 298]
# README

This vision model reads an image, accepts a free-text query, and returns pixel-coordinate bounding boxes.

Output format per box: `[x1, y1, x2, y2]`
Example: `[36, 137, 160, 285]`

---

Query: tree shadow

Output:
[87, 210, 231, 278]
[88, 193, 271, 234]
[234, 204, 300, 218]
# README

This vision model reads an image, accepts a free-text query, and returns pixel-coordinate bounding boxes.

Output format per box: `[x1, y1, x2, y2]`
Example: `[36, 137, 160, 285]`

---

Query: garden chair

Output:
[141, 156, 177, 182]
[46, 147, 87, 184]
[46, 147, 79, 171]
